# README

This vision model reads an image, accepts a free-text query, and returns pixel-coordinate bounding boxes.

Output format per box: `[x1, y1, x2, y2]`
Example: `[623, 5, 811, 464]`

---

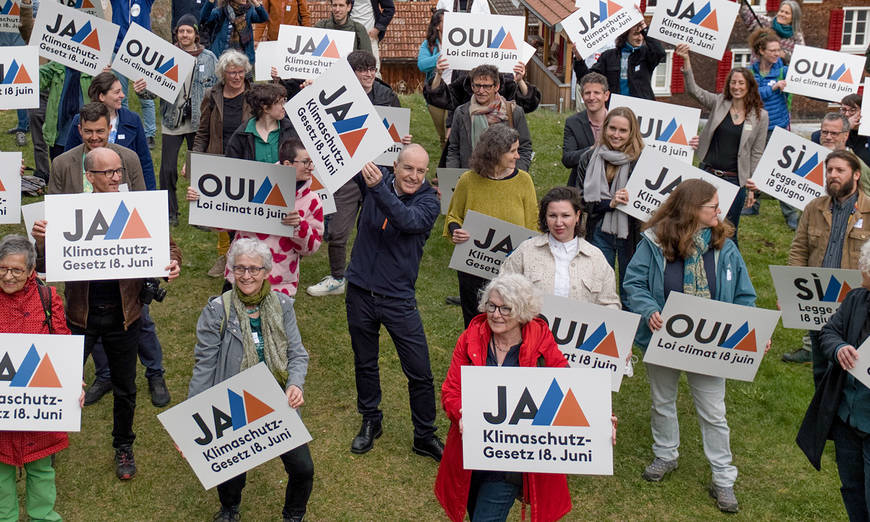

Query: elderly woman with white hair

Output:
[187, 238, 313, 522]
[738, 0, 804, 63]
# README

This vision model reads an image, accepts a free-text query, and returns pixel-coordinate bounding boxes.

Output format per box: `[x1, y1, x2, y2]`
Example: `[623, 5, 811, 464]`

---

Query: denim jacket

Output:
[161, 48, 218, 132]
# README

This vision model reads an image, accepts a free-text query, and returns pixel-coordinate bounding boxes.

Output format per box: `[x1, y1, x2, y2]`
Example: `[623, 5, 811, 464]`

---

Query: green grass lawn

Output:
[0, 94, 846, 521]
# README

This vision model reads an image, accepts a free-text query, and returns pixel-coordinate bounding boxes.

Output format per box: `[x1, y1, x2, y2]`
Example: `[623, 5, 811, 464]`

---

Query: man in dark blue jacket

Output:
[344, 144, 443, 461]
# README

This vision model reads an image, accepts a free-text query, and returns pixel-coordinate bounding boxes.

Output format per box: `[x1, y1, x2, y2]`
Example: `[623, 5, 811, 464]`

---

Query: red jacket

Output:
[434, 315, 572, 522]
[0, 274, 71, 466]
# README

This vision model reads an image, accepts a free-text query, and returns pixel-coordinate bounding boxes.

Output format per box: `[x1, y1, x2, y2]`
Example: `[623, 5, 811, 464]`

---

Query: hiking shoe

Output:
[306, 275, 346, 296]
[84, 378, 112, 406]
[782, 348, 812, 364]
[15, 131, 26, 147]
[147, 136, 156, 150]
[445, 295, 461, 306]
[114, 445, 136, 480]
[148, 374, 171, 407]
[213, 506, 240, 521]
[642, 457, 678, 482]
[207, 255, 226, 278]
[710, 485, 739, 513]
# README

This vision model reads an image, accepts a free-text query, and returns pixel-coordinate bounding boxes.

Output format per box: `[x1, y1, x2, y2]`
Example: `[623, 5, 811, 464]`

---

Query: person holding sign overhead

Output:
[623, 179, 761, 513]
[738, 0, 804, 63]
[201, 0, 269, 65]
[188, 238, 312, 522]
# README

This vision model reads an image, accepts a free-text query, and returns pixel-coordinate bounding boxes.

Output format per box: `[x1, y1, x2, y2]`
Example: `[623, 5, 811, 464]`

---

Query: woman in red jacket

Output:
[434, 273, 573, 522]
[0, 235, 81, 521]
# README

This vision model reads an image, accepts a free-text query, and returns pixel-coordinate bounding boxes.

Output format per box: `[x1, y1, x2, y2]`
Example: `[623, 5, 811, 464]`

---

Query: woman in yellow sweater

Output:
[445, 125, 538, 327]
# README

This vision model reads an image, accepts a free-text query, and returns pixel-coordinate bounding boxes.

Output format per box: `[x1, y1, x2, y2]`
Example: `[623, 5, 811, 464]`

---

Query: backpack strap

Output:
[35, 279, 53, 334]
[218, 290, 234, 339]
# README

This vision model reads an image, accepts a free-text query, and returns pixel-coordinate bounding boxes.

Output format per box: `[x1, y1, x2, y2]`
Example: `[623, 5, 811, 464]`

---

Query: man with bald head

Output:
[344, 144, 444, 460]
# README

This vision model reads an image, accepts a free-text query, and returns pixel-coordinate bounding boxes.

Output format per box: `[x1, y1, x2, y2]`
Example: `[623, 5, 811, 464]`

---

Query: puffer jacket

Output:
[751, 59, 790, 130]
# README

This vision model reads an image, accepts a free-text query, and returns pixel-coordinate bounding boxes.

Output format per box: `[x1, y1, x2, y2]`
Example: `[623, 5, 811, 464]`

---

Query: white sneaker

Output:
[306, 275, 346, 296]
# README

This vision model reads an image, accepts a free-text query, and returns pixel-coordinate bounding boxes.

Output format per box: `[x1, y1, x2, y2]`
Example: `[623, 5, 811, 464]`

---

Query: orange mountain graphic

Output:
[163, 64, 179, 82]
[339, 129, 367, 156]
[243, 390, 273, 422]
[552, 390, 590, 427]
[29, 355, 61, 388]
[699, 11, 718, 31]
[120, 209, 150, 239]
[322, 40, 340, 58]
[264, 186, 287, 206]
[734, 329, 757, 352]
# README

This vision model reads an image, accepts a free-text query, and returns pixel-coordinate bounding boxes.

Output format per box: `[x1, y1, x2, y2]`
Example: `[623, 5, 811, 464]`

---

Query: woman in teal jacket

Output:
[623, 179, 757, 514]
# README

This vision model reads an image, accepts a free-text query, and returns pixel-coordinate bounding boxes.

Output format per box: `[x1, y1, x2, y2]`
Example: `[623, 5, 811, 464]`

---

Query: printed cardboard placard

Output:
[188, 153, 298, 237]
[769, 265, 862, 330]
[158, 363, 312, 490]
[31, 1, 118, 76]
[561, 0, 644, 60]
[520, 40, 536, 64]
[276, 25, 355, 80]
[859, 79, 870, 137]
[609, 94, 700, 163]
[0, 47, 39, 110]
[0, 333, 84, 432]
[643, 293, 780, 381]
[785, 45, 865, 102]
[308, 175, 336, 216]
[448, 210, 535, 279]
[0, 0, 19, 33]
[44, 191, 170, 282]
[373, 106, 410, 167]
[284, 60, 392, 194]
[539, 295, 640, 392]
[846, 336, 870, 391]
[751, 127, 830, 211]
[461, 366, 613, 475]
[21, 201, 43, 244]
[441, 12, 524, 73]
[647, 0, 739, 60]
[0, 152, 22, 224]
[437, 167, 464, 215]
[254, 40, 282, 82]
[57, 0, 104, 18]
[620, 147, 738, 222]
[112, 23, 196, 103]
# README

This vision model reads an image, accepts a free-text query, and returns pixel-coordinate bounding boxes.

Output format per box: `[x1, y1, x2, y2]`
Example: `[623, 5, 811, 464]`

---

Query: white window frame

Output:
[645, 0, 762, 13]
[731, 48, 752, 70]
[643, 0, 657, 13]
[841, 7, 870, 54]
[651, 49, 673, 97]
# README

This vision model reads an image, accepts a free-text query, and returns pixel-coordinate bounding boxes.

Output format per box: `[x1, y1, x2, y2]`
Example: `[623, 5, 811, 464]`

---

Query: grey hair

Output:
[477, 273, 541, 324]
[860, 241, 870, 273]
[823, 112, 851, 133]
[470, 125, 520, 178]
[215, 49, 252, 83]
[781, 1, 801, 35]
[227, 238, 273, 272]
[0, 235, 36, 271]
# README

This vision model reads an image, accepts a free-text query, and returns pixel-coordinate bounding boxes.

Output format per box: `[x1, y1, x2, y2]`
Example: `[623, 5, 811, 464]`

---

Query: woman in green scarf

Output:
[187, 238, 312, 522]
[739, 0, 804, 63]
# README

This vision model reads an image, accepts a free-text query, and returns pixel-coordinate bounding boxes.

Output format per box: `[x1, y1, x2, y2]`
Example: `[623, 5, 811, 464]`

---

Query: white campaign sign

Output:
[112, 23, 196, 103]
[0, 0, 18, 33]
[31, 1, 118, 76]
[785, 45, 865, 103]
[643, 293, 780, 381]
[847, 336, 870, 391]
[57, 0, 104, 18]
[540, 295, 640, 392]
[276, 25, 355, 80]
[448, 211, 535, 279]
[461, 366, 612, 475]
[620, 147, 738, 222]
[255, 40, 282, 82]
[437, 168, 464, 215]
[0, 47, 39, 110]
[769, 265, 862, 331]
[44, 191, 170, 282]
[0, 333, 84, 432]
[752, 127, 829, 211]
[374, 106, 410, 166]
[860, 79, 870, 137]
[648, 0, 739, 60]
[307, 176, 335, 216]
[441, 12, 524, 73]
[609, 94, 699, 163]
[285, 60, 392, 194]
[561, 0, 644, 60]
[189, 153, 298, 237]
[0, 151, 22, 224]
[520, 40, 536, 64]
[158, 364, 312, 490]
[21, 201, 44, 244]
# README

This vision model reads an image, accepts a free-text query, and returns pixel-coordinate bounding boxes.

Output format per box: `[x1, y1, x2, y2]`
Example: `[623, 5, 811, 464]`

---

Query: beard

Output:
[826, 177, 856, 200]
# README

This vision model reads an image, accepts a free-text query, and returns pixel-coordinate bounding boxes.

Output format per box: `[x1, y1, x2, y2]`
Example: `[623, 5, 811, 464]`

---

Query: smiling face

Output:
[546, 200, 581, 243]
[471, 74, 499, 105]
[85, 148, 123, 193]
[581, 81, 609, 113]
[604, 115, 630, 150]
[696, 193, 721, 229]
[820, 119, 849, 150]
[330, 0, 351, 25]
[0, 253, 32, 295]
[775, 4, 792, 25]
[496, 140, 520, 173]
[177, 25, 196, 48]
[353, 65, 376, 93]
[224, 65, 246, 91]
[759, 40, 782, 66]
[626, 22, 645, 47]
[485, 290, 521, 338]
[392, 145, 429, 195]
[728, 71, 748, 100]
[233, 253, 267, 296]
[79, 116, 110, 151]
[98, 80, 125, 112]
[290, 148, 313, 182]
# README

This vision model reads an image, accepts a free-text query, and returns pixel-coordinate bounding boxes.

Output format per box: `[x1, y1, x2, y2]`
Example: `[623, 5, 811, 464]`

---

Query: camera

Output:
[181, 97, 192, 120]
[140, 278, 167, 304]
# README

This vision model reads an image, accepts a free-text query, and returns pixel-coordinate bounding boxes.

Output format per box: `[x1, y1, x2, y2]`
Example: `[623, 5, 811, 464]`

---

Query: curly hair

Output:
[469, 125, 520, 178]
[724, 68, 764, 120]
[538, 186, 584, 238]
[247, 82, 286, 120]
[598, 106, 645, 160]
[469, 64, 500, 87]
[748, 27, 779, 58]
[215, 49, 252, 83]
[477, 273, 541, 324]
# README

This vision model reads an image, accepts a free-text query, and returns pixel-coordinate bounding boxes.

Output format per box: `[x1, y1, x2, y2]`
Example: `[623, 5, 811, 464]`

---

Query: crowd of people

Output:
[1, 0, 870, 520]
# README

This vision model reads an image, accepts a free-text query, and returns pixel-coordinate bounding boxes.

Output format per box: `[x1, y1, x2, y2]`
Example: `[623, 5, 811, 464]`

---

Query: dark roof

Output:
[518, 0, 573, 28]
[489, 0, 523, 17]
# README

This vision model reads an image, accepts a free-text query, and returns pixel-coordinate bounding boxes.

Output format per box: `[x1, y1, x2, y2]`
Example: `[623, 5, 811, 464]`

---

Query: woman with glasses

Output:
[188, 238, 313, 522]
[738, 0, 803, 63]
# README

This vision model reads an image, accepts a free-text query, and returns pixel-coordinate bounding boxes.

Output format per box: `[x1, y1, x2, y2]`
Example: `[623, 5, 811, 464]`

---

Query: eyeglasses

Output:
[353, 66, 377, 74]
[88, 167, 125, 178]
[484, 302, 513, 316]
[700, 203, 719, 211]
[820, 130, 847, 137]
[292, 159, 314, 168]
[232, 265, 266, 276]
[841, 107, 859, 116]
[225, 70, 246, 77]
[0, 266, 26, 277]
[472, 83, 496, 91]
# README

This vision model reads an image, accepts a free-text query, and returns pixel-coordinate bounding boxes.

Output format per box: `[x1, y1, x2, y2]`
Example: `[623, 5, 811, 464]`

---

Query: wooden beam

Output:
[564, 39, 573, 85]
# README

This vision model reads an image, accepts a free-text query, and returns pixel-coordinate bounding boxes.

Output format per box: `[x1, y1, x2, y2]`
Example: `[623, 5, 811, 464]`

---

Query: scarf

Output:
[228, 280, 290, 387]
[683, 228, 712, 298]
[771, 19, 793, 39]
[469, 94, 509, 149]
[227, 2, 251, 47]
[583, 145, 633, 239]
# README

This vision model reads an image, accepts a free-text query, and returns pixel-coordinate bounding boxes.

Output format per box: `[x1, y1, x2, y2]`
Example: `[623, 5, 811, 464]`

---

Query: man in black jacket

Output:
[564, 72, 610, 187]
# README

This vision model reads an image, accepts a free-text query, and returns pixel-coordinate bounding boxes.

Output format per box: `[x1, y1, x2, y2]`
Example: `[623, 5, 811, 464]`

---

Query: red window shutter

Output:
[827, 10, 845, 51]
[715, 51, 733, 92]
[639, 0, 646, 14]
[766, 0, 780, 13]
[671, 55, 685, 94]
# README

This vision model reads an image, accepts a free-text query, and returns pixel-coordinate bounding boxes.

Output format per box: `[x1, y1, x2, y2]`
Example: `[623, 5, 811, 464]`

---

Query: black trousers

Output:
[346, 284, 437, 439]
[216, 443, 314, 518]
[160, 132, 195, 219]
[457, 271, 488, 328]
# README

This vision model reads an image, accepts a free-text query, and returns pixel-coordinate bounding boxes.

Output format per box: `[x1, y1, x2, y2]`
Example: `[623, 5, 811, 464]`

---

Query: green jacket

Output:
[314, 16, 372, 53]
[39, 62, 92, 148]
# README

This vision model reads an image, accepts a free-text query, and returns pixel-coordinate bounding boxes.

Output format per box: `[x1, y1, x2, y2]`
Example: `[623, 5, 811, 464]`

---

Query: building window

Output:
[842, 8, 869, 53]
[731, 48, 752, 70]
[645, 0, 656, 11]
[651, 49, 672, 97]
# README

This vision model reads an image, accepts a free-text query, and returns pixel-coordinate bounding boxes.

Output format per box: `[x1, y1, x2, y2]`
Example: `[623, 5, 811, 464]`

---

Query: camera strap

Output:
[35, 279, 54, 334]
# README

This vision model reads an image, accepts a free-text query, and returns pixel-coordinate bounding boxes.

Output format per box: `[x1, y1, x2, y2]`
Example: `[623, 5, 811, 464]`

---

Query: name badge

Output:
[199, 64, 205, 72]
[118, 134, 125, 140]
[285, 4, 292, 10]
[856, 218, 864, 228]
[744, 124, 752, 132]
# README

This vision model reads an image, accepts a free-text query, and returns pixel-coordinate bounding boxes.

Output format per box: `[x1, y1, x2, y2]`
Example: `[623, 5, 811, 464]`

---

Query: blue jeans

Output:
[469, 480, 520, 521]
[90, 304, 164, 381]
[832, 418, 870, 522]
[588, 217, 633, 306]
[115, 74, 156, 138]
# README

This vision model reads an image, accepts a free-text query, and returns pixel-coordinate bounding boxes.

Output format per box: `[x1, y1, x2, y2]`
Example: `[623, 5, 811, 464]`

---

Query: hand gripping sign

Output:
[845, 336, 870, 391]
[619, 147, 738, 222]
[284, 59, 392, 195]
[751, 127, 830, 211]
[0, 47, 39, 110]
[188, 152, 299, 237]
[44, 191, 171, 282]
[373, 106, 410, 167]
[112, 22, 196, 104]
[539, 295, 640, 392]
[276, 25, 355, 80]
[441, 12, 525, 73]
[0, 0, 19, 33]
[31, 0, 119, 76]
[461, 366, 613, 475]
[0, 151, 22, 224]
[158, 364, 312, 490]
[561, 0, 644, 60]
[769, 266, 862, 331]
[647, 0, 739, 60]
[609, 94, 700, 164]
[643, 293, 780, 381]
[0, 334, 84, 432]
[448, 211, 536, 280]
[785, 45, 865, 103]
